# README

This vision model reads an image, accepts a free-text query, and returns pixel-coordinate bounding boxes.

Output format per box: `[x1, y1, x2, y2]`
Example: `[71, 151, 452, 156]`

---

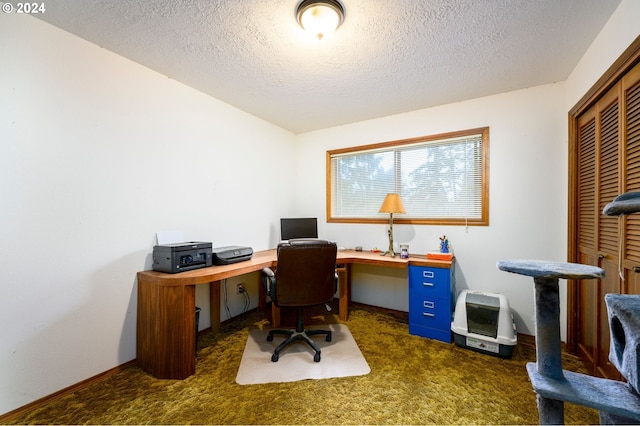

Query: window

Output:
[327, 127, 489, 226]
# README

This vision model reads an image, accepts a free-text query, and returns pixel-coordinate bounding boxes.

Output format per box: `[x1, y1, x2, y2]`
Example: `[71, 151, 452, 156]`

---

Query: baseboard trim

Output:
[0, 359, 136, 422]
[349, 301, 409, 322]
[0, 307, 259, 422]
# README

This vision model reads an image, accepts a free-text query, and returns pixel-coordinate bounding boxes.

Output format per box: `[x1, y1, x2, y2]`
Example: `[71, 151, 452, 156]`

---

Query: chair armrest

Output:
[261, 267, 275, 298]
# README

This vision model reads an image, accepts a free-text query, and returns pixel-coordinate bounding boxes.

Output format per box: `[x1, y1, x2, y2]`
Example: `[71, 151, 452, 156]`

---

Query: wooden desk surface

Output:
[337, 250, 454, 269]
[137, 249, 454, 286]
[137, 249, 277, 286]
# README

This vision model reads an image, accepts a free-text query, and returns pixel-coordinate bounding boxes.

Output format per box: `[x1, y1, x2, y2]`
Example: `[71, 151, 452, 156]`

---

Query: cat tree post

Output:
[497, 260, 604, 424]
[497, 192, 640, 424]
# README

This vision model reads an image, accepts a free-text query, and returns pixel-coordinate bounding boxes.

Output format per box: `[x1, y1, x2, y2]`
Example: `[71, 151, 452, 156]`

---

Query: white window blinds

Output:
[329, 129, 487, 224]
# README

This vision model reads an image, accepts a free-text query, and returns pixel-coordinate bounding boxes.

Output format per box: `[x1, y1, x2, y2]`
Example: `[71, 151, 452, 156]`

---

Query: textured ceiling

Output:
[34, 0, 621, 133]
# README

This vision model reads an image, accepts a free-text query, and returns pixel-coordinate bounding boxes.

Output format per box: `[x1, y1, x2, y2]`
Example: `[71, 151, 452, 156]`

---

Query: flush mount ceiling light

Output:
[296, 0, 345, 41]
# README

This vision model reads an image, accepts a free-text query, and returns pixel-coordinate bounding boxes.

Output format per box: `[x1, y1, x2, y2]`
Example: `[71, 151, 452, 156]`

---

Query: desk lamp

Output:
[379, 193, 406, 257]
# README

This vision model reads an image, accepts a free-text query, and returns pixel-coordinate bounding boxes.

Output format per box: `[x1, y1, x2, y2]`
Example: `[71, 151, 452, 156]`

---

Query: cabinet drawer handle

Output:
[422, 270, 435, 278]
[424, 301, 435, 309]
[633, 266, 640, 273]
[422, 282, 435, 287]
[423, 312, 435, 317]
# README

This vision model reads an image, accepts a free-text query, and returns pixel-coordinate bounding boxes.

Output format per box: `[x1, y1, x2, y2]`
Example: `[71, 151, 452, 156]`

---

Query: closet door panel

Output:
[623, 65, 640, 279]
[569, 39, 640, 380]
[576, 261, 597, 371]
[577, 112, 597, 256]
[597, 85, 622, 380]
[576, 108, 598, 371]
[627, 270, 640, 294]
[597, 94, 620, 259]
[597, 260, 622, 379]
[575, 82, 622, 379]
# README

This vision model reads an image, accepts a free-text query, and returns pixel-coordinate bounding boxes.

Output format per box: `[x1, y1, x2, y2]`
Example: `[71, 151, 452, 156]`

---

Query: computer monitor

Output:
[280, 217, 318, 241]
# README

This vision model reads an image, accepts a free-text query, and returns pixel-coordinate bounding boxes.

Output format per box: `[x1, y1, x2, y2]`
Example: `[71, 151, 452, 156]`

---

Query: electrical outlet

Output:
[236, 283, 245, 294]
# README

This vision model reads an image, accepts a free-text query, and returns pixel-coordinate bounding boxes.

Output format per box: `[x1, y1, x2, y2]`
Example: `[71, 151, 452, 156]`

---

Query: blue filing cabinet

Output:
[409, 263, 456, 343]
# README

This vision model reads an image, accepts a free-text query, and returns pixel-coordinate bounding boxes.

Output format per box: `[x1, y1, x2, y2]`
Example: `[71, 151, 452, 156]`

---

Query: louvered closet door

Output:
[623, 63, 640, 294]
[596, 86, 621, 379]
[574, 60, 640, 380]
[576, 82, 620, 378]
[575, 81, 621, 379]
[576, 106, 598, 374]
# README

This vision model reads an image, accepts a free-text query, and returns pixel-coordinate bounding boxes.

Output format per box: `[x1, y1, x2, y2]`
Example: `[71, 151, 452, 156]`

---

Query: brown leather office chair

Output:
[262, 239, 337, 362]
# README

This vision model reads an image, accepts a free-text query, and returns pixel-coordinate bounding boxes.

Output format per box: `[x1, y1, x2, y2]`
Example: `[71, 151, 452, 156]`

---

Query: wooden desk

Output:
[136, 249, 452, 379]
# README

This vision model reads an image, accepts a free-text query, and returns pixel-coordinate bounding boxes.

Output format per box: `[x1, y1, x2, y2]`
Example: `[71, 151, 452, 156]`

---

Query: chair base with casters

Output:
[267, 307, 332, 362]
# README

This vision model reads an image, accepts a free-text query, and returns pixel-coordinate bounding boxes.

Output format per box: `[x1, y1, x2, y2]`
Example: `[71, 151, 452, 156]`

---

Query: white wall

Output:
[565, 0, 640, 109]
[0, 14, 295, 415]
[296, 83, 568, 338]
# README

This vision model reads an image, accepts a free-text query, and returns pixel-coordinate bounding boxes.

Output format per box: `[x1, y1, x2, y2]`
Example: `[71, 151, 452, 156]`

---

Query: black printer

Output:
[152, 241, 213, 273]
[212, 246, 253, 265]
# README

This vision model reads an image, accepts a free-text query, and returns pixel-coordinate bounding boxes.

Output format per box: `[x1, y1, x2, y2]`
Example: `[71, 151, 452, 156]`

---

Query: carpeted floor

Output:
[5, 303, 599, 425]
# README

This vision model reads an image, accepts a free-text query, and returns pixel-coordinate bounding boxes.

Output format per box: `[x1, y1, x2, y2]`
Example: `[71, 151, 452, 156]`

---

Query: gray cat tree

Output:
[497, 192, 640, 424]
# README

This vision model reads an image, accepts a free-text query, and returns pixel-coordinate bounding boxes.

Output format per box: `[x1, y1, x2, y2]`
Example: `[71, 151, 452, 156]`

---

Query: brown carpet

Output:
[4, 303, 599, 425]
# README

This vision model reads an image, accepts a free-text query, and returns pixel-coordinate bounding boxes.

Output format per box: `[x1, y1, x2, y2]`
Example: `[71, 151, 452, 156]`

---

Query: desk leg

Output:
[338, 264, 350, 321]
[137, 280, 196, 379]
[272, 305, 281, 327]
[209, 281, 221, 333]
[258, 276, 266, 312]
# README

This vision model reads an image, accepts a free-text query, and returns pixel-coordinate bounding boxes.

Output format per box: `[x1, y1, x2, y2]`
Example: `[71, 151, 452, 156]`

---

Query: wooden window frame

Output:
[326, 127, 490, 226]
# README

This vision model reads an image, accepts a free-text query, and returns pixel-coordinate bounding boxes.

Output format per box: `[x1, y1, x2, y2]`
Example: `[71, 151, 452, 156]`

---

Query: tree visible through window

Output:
[327, 128, 489, 225]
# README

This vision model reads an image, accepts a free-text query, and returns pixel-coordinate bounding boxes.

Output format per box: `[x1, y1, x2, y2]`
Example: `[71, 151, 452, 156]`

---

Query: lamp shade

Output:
[379, 193, 406, 214]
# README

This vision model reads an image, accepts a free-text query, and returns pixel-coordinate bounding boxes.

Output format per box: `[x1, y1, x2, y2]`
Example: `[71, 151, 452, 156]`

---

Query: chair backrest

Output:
[273, 239, 337, 308]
